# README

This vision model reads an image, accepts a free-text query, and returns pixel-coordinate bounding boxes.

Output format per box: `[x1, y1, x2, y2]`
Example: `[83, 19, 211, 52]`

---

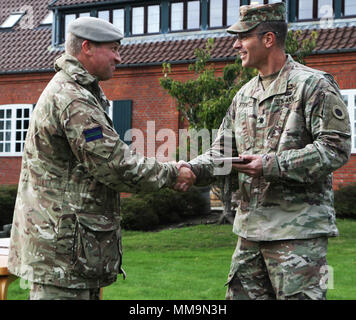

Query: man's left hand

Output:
[232, 154, 263, 177]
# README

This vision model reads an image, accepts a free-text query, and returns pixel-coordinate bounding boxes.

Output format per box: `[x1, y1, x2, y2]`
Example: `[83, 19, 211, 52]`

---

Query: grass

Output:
[6, 219, 356, 300]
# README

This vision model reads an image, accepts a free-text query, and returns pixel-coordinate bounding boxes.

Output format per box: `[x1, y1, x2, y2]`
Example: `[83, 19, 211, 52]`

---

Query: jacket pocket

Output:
[71, 213, 121, 279]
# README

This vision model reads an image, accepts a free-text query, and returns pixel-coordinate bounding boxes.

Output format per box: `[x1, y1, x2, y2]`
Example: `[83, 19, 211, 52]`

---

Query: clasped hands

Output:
[173, 160, 196, 192]
[173, 155, 263, 192]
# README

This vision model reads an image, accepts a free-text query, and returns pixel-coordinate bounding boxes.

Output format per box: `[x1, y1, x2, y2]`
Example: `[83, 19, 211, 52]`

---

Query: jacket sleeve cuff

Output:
[262, 153, 280, 182]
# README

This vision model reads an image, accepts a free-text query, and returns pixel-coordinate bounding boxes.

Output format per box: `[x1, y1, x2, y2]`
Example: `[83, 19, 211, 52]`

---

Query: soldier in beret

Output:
[8, 17, 196, 300]
[178, 2, 351, 299]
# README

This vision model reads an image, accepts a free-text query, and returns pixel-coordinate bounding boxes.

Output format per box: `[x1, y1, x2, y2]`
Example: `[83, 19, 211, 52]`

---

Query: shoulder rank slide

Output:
[84, 126, 104, 142]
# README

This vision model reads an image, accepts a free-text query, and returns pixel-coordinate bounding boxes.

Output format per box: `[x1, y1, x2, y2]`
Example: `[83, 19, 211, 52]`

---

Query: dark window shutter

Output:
[112, 100, 132, 144]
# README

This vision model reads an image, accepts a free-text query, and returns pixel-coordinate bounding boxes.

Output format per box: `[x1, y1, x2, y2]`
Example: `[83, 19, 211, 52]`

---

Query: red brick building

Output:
[1, 0, 356, 189]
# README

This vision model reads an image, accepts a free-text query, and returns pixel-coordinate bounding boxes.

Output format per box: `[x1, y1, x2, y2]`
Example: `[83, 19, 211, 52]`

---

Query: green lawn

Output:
[6, 219, 356, 300]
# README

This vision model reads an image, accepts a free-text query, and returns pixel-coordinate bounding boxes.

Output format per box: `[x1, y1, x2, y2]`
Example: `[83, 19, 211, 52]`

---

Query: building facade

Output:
[0, 0, 356, 188]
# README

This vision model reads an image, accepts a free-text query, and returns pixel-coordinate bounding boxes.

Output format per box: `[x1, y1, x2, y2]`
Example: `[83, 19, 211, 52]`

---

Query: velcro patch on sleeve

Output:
[84, 126, 104, 142]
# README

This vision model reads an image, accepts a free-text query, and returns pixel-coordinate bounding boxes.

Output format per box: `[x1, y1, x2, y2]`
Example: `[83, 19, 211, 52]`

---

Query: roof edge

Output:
[0, 68, 54, 76]
[48, 0, 124, 10]
[311, 48, 356, 55]
[1, 48, 356, 76]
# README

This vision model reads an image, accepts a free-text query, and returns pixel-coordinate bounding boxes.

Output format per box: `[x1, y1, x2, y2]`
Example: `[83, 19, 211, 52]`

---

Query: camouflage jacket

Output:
[190, 55, 351, 241]
[8, 54, 178, 289]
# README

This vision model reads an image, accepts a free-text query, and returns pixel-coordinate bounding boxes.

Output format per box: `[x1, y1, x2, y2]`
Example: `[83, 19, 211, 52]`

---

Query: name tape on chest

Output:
[84, 126, 104, 142]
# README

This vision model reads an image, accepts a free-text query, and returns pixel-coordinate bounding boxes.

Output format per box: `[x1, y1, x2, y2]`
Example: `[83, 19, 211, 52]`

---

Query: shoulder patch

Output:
[84, 126, 103, 142]
[332, 105, 346, 120]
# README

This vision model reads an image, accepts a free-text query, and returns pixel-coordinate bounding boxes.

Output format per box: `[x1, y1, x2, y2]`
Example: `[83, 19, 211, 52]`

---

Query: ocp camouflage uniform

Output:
[190, 55, 351, 299]
[8, 54, 178, 291]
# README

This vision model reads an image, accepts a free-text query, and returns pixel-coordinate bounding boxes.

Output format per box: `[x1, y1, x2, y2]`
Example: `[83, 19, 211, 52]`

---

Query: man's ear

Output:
[81, 40, 93, 56]
[264, 32, 275, 48]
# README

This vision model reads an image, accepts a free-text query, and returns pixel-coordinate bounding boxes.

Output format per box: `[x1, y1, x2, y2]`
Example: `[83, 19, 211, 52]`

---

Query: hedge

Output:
[120, 187, 208, 231]
[334, 183, 356, 219]
[0, 185, 18, 227]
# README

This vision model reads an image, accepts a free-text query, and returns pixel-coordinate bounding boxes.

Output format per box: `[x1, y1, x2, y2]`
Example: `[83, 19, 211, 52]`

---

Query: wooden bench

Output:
[0, 238, 17, 300]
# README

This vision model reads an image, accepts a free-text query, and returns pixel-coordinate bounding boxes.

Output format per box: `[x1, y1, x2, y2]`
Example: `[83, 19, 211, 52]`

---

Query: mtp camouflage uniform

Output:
[8, 54, 178, 296]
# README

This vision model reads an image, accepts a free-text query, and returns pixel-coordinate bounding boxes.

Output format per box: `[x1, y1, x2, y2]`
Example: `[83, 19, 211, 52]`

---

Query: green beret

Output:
[227, 2, 286, 34]
[68, 17, 123, 42]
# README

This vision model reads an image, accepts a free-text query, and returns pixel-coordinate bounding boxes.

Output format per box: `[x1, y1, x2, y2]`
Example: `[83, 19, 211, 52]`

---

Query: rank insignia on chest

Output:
[84, 126, 104, 142]
[256, 114, 267, 128]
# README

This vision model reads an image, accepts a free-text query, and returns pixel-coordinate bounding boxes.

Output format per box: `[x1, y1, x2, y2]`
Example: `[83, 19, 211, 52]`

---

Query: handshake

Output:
[173, 160, 196, 192]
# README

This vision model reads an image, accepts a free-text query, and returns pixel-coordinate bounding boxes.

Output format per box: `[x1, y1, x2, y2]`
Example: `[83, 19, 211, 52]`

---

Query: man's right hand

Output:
[173, 161, 196, 192]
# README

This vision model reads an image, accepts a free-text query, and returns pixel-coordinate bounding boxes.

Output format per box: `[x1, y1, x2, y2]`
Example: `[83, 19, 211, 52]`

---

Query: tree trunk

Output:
[218, 175, 234, 224]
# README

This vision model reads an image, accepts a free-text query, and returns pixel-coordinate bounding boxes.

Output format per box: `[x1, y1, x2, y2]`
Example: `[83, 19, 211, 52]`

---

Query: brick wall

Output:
[0, 54, 355, 189]
[305, 52, 356, 89]
[333, 154, 356, 190]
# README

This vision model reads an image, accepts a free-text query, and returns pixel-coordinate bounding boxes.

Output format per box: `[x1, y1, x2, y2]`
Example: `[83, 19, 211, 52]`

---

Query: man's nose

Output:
[233, 39, 242, 50]
[115, 51, 122, 64]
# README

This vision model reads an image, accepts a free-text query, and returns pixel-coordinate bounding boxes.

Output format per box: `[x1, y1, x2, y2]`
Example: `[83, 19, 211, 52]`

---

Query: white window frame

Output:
[341, 89, 356, 154]
[0, 104, 34, 157]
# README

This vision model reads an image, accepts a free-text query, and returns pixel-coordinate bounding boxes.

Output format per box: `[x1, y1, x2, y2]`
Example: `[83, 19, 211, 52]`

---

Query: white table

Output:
[0, 238, 17, 300]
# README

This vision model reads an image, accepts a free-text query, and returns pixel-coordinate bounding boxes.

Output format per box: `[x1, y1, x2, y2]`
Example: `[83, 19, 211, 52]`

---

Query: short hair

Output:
[256, 21, 288, 48]
[65, 32, 86, 56]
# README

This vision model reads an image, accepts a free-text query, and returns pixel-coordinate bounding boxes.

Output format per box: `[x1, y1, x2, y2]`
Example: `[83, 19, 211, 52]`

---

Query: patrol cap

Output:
[68, 17, 123, 42]
[227, 2, 286, 34]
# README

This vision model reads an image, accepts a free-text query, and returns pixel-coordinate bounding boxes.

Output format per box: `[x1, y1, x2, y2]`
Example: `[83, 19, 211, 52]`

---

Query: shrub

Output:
[120, 187, 207, 231]
[334, 184, 356, 219]
[0, 185, 18, 227]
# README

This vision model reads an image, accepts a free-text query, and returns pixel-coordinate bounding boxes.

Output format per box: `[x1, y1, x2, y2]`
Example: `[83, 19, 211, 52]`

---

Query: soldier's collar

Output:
[55, 54, 97, 86]
[247, 55, 293, 102]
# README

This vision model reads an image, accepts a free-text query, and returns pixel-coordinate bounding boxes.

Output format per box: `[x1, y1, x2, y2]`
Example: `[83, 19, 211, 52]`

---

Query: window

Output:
[318, 0, 333, 19]
[187, 1, 200, 29]
[210, 0, 223, 28]
[148, 5, 160, 33]
[0, 12, 24, 28]
[79, 12, 90, 18]
[97, 9, 125, 33]
[209, 0, 240, 29]
[227, 0, 240, 26]
[341, 89, 356, 153]
[171, 2, 184, 31]
[345, 0, 356, 16]
[247, 0, 284, 4]
[113, 9, 125, 32]
[294, 0, 356, 21]
[170, 1, 200, 31]
[64, 14, 76, 40]
[132, 7, 144, 34]
[98, 10, 110, 21]
[41, 11, 53, 25]
[0, 105, 34, 156]
[298, 0, 314, 20]
[132, 4, 161, 35]
[63, 12, 90, 41]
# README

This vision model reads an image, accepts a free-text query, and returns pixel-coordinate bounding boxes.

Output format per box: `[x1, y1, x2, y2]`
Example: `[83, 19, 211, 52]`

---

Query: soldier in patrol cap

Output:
[178, 2, 351, 299]
[8, 16, 196, 300]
